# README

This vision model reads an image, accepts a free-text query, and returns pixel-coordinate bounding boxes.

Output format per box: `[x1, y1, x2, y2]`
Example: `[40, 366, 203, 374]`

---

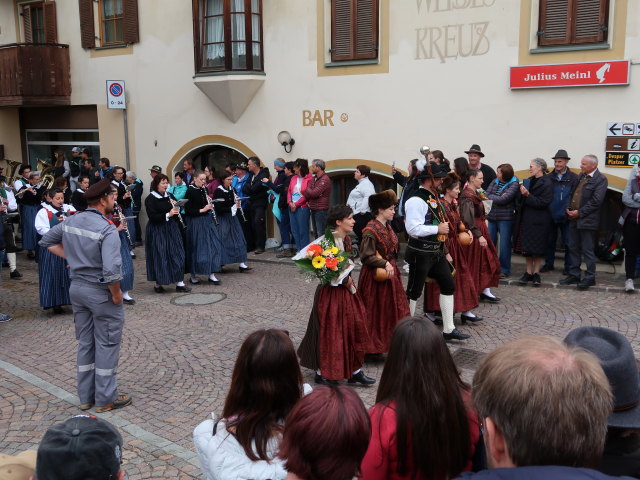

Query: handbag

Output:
[373, 251, 390, 282]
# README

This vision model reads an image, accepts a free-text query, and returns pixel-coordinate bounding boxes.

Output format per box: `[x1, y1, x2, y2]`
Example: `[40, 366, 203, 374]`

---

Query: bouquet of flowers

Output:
[293, 228, 351, 285]
[477, 188, 493, 215]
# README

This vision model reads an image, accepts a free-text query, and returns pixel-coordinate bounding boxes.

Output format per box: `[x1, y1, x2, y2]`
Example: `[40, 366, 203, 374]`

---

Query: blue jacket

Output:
[457, 465, 633, 480]
[486, 178, 520, 222]
[548, 168, 579, 223]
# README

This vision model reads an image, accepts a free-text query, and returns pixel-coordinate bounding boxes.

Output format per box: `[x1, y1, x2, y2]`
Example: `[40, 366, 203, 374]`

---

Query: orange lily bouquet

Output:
[293, 228, 351, 285]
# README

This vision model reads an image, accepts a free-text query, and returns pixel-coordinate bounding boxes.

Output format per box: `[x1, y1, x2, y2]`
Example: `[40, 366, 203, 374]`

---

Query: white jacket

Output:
[347, 177, 375, 215]
[193, 416, 287, 480]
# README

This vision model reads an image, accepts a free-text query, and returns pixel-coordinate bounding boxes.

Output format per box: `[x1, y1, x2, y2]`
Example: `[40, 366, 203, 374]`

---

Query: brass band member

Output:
[111, 166, 136, 257]
[144, 174, 191, 293]
[17, 171, 43, 259]
[71, 176, 90, 212]
[183, 171, 223, 285]
[214, 173, 252, 272]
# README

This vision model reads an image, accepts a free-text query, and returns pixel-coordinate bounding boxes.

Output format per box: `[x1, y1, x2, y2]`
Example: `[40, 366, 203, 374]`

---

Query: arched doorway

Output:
[324, 159, 399, 205]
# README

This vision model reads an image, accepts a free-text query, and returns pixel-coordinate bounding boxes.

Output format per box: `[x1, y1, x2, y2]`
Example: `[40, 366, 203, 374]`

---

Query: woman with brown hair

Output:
[287, 158, 312, 253]
[193, 329, 307, 480]
[279, 385, 371, 480]
[358, 190, 410, 354]
[426, 173, 482, 324]
[52, 149, 70, 180]
[297, 205, 374, 386]
[359, 317, 481, 480]
[458, 169, 501, 303]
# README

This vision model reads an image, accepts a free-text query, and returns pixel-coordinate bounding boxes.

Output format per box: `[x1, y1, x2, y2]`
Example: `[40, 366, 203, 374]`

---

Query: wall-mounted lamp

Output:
[277, 131, 295, 153]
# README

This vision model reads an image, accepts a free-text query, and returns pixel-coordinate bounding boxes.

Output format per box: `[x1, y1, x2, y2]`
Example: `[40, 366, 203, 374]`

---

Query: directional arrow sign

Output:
[608, 122, 622, 136]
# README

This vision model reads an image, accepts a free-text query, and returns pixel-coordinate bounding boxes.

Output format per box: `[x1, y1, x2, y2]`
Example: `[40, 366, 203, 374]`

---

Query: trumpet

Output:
[113, 203, 133, 247]
[233, 191, 247, 223]
[169, 197, 186, 229]
[205, 192, 219, 226]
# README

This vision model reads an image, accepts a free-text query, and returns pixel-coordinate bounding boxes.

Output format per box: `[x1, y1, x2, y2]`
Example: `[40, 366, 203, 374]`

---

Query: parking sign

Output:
[106, 80, 126, 109]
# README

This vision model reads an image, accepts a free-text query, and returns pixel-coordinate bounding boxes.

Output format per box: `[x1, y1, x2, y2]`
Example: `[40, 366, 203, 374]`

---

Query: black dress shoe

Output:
[559, 275, 580, 285]
[123, 298, 136, 305]
[540, 264, 554, 273]
[10, 270, 22, 278]
[176, 285, 192, 292]
[423, 311, 439, 323]
[314, 373, 337, 385]
[518, 273, 533, 285]
[577, 278, 595, 290]
[460, 314, 483, 324]
[443, 329, 471, 341]
[532, 273, 541, 286]
[27, 251, 35, 259]
[239, 266, 252, 273]
[347, 371, 376, 385]
[562, 267, 570, 276]
[208, 278, 221, 285]
[480, 293, 501, 303]
[131, 253, 136, 259]
[154, 285, 166, 293]
[53, 306, 64, 314]
[364, 353, 384, 362]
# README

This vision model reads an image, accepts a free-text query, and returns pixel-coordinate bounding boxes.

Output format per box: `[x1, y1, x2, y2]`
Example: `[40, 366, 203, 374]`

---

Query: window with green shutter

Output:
[331, 0, 378, 62]
[538, 0, 609, 46]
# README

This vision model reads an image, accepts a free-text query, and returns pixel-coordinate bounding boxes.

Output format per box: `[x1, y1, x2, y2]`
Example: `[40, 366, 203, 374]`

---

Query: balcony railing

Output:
[0, 43, 71, 107]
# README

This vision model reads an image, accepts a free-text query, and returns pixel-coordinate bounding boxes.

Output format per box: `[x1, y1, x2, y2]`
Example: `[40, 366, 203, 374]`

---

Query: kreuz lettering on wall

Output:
[415, 22, 490, 63]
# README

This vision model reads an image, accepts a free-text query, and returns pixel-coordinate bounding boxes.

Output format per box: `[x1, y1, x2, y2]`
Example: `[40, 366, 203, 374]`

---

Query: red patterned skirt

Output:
[297, 283, 371, 381]
[358, 260, 410, 354]
[461, 218, 501, 291]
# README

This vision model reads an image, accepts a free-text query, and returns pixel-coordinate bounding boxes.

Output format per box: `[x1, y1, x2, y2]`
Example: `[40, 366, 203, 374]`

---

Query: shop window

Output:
[537, 0, 609, 46]
[78, 0, 139, 49]
[21, 1, 57, 43]
[193, 0, 263, 73]
[331, 0, 378, 62]
[25, 130, 100, 170]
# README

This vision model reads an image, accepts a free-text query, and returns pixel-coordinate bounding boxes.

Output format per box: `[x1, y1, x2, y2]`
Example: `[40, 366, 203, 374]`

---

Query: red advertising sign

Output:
[510, 60, 630, 89]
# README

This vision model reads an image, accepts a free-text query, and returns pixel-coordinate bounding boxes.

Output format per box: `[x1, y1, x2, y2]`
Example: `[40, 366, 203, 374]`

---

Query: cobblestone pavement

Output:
[1, 249, 638, 478]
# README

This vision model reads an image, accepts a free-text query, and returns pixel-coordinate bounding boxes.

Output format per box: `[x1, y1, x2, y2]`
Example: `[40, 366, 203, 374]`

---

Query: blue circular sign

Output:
[109, 83, 123, 97]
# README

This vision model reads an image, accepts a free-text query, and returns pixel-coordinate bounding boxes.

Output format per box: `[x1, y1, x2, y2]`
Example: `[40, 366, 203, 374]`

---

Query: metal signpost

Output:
[106, 80, 130, 171]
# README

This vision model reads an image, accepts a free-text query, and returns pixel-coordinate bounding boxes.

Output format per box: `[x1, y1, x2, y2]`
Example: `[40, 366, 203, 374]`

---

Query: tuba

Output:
[4, 159, 22, 186]
[419, 145, 431, 158]
[36, 158, 55, 190]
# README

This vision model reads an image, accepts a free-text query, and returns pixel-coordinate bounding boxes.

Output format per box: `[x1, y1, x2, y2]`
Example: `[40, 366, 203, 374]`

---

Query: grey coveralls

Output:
[39, 208, 123, 406]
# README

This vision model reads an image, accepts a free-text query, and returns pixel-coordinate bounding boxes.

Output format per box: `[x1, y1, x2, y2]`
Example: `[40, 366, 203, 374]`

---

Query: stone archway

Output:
[167, 135, 257, 175]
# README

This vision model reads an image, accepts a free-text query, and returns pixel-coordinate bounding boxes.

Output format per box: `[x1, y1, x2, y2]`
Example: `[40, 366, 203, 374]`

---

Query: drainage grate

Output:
[171, 293, 227, 306]
[451, 348, 486, 369]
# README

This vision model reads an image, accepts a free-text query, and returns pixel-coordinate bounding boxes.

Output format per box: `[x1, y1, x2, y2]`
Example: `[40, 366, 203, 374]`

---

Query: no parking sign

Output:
[106, 80, 126, 109]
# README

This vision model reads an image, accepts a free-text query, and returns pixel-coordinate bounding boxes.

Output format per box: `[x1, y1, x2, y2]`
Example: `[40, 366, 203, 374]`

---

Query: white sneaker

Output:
[625, 279, 635, 292]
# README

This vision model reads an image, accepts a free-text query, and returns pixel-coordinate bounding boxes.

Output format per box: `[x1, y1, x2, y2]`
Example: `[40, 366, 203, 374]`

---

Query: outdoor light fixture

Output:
[277, 131, 295, 153]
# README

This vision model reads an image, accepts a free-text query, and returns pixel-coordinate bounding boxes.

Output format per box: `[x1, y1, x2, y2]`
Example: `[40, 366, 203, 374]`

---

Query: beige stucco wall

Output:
[0, 108, 22, 165]
[1, 0, 638, 192]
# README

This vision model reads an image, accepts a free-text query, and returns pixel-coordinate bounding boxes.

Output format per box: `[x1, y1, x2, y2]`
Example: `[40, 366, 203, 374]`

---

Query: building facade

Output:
[0, 0, 637, 232]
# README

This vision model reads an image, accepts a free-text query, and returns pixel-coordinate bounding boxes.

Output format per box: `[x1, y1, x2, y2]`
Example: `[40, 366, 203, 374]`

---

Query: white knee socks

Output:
[439, 294, 455, 334]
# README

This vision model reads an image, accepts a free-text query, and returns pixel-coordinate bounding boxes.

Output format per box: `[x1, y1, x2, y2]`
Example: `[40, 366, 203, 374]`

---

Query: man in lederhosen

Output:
[404, 161, 470, 341]
[39, 178, 132, 413]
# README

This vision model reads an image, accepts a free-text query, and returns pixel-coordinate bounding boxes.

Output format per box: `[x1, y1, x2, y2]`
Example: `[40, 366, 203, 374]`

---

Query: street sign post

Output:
[106, 80, 130, 170]
[606, 121, 640, 167]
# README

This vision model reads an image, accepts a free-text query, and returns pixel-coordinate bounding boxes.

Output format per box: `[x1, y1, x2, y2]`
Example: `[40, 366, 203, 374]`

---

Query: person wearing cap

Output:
[68, 147, 83, 191]
[232, 163, 252, 250]
[39, 178, 132, 413]
[465, 144, 496, 191]
[149, 165, 162, 180]
[564, 326, 640, 478]
[559, 154, 608, 290]
[404, 160, 470, 341]
[35, 415, 124, 480]
[541, 149, 579, 275]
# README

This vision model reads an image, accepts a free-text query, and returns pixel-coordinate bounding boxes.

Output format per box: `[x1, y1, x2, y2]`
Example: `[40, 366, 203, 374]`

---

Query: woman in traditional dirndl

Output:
[458, 169, 501, 304]
[296, 205, 374, 385]
[214, 173, 252, 272]
[34, 188, 73, 314]
[358, 190, 410, 355]
[109, 203, 135, 305]
[426, 173, 482, 324]
[183, 171, 223, 285]
[144, 174, 190, 293]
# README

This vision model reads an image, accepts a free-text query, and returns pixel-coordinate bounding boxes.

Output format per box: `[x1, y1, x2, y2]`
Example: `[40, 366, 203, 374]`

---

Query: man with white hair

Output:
[559, 155, 608, 290]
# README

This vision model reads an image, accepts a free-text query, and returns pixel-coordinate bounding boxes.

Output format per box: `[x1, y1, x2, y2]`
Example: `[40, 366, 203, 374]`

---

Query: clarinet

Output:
[233, 190, 247, 223]
[113, 203, 133, 247]
[168, 196, 186, 230]
[205, 191, 219, 226]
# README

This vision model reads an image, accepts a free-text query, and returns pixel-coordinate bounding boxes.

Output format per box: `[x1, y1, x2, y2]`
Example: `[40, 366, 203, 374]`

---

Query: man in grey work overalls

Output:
[40, 178, 132, 413]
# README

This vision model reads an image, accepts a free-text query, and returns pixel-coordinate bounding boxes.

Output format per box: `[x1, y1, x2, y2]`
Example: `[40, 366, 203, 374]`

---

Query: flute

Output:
[113, 203, 133, 247]
[233, 191, 247, 223]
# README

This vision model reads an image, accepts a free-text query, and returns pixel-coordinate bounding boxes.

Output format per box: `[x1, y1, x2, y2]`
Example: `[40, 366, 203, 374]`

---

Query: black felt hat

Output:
[552, 149, 571, 160]
[564, 326, 640, 429]
[417, 160, 449, 180]
[464, 144, 485, 157]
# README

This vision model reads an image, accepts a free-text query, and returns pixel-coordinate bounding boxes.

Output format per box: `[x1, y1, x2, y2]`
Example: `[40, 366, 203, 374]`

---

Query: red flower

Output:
[325, 257, 339, 270]
[307, 244, 323, 257]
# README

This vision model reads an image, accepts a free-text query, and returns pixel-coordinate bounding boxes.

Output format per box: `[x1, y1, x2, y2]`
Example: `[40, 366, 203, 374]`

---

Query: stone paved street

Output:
[1, 249, 638, 478]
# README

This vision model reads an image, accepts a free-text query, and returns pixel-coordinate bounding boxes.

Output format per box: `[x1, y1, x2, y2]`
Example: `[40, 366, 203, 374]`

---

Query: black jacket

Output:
[242, 168, 270, 207]
[568, 169, 608, 230]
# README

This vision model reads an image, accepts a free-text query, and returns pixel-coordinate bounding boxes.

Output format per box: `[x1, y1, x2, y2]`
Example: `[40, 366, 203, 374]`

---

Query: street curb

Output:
[248, 256, 632, 293]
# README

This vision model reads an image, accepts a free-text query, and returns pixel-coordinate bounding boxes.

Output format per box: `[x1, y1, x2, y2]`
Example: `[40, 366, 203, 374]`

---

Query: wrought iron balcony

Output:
[0, 43, 71, 107]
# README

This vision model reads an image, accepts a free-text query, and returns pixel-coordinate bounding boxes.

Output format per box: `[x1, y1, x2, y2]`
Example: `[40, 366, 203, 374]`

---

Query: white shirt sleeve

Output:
[35, 208, 51, 236]
[405, 196, 439, 237]
[13, 180, 24, 192]
[5, 188, 17, 210]
[63, 160, 70, 178]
